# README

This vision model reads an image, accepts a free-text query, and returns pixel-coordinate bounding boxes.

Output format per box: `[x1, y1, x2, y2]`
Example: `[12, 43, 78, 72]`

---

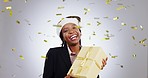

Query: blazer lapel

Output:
[61, 46, 72, 69]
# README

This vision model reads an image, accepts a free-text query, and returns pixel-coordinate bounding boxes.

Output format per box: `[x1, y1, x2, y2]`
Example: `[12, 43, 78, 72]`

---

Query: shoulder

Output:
[46, 47, 65, 55]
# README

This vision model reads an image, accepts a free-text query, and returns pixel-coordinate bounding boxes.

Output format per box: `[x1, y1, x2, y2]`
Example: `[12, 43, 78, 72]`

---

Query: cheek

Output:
[62, 33, 69, 41]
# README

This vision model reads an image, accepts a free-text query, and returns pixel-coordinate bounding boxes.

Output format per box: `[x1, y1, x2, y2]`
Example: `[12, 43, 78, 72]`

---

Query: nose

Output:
[68, 30, 74, 34]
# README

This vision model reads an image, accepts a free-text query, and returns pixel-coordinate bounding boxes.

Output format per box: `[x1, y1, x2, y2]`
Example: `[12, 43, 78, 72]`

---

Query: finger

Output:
[106, 57, 108, 61]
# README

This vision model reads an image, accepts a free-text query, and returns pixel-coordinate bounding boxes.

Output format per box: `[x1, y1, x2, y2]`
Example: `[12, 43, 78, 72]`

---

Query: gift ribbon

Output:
[74, 47, 102, 76]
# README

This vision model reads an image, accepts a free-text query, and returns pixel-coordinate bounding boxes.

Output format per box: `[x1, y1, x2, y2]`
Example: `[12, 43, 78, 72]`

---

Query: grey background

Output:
[0, 0, 147, 78]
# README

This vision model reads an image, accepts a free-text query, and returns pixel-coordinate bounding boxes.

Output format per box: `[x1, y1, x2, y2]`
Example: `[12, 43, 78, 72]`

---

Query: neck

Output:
[68, 43, 81, 53]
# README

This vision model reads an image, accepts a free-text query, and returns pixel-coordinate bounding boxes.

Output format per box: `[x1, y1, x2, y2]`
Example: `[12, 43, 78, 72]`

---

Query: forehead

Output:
[62, 23, 77, 29]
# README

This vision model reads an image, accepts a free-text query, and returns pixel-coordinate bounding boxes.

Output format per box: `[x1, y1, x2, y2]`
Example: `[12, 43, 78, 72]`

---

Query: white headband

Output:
[56, 17, 80, 36]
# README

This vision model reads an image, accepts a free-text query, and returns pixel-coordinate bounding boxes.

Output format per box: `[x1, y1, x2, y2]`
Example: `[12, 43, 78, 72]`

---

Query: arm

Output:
[43, 49, 55, 78]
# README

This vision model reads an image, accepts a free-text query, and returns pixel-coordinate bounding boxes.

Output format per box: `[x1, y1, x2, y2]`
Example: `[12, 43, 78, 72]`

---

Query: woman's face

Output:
[61, 23, 81, 46]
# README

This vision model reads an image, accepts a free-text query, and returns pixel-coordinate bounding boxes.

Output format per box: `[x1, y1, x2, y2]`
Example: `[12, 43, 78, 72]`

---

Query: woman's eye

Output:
[63, 29, 68, 33]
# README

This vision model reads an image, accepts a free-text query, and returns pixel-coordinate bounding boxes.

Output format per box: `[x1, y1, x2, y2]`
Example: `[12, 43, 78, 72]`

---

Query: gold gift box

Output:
[67, 46, 107, 78]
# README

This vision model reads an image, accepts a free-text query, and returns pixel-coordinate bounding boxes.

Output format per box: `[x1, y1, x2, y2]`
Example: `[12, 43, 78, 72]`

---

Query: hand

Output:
[64, 74, 74, 78]
[101, 57, 108, 70]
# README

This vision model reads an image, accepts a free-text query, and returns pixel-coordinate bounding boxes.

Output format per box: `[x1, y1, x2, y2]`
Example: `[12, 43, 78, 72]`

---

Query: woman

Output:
[43, 16, 107, 78]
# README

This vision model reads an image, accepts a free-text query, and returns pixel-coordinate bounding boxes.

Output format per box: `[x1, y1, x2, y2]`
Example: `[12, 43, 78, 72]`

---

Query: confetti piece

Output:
[131, 26, 138, 30]
[57, 6, 64, 9]
[9, 10, 13, 16]
[19, 55, 25, 60]
[113, 17, 119, 20]
[41, 56, 47, 59]
[16, 20, 20, 24]
[120, 65, 123, 68]
[132, 36, 135, 40]
[76, 25, 82, 29]
[97, 21, 101, 26]
[12, 48, 16, 52]
[87, 23, 91, 26]
[56, 13, 62, 16]
[132, 54, 136, 58]
[94, 17, 100, 19]
[5, 6, 12, 10]
[3, 0, 11, 2]
[53, 25, 62, 27]
[84, 8, 90, 15]
[38, 32, 42, 34]
[44, 40, 48, 42]
[105, 0, 112, 4]
[106, 30, 109, 33]
[121, 22, 126, 26]
[139, 38, 147, 44]
[111, 56, 118, 58]
[92, 31, 96, 35]
[139, 25, 144, 30]
[103, 16, 109, 18]
[47, 20, 51, 22]
[101, 38, 110, 40]
[116, 6, 125, 10]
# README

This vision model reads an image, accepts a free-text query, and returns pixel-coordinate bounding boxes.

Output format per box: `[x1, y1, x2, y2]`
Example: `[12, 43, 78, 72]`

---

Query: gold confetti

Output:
[106, 0, 112, 4]
[131, 26, 138, 30]
[44, 40, 48, 42]
[76, 26, 82, 29]
[41, 56, 46, 58]
[97, 21, 101, 26]
[9, 10, 13, 16]
[113, 17, 119, 20]
[5, 6, 12, 10]
[56, 13, 62, 16]
[3, 0, 11, 2]
[16, 20, 20, 24]
[19, 55, 25, 60]
[139, 38, 147, 44]
[139, 25, 144, 30]
[111, 56, 118, 58]
[101, 38, 110, 40]
[106, 30, 109, 33]
[57, 6, 64, 9]
[38, 32, 42, 34]
[47, 20, 51, 22]
[132, 36, 135, 40]
[92, 31, 96, 35]
[12, 48, 16, 52]
[53, 25, 62, 27]
[104, 16, 109, 18]
[121, 22, 126, 26]
[87, 23, 91, 26]
[84, 8, 90, 15]
[132, 54, 136, 58]
[116, 6, 125, 10]
[1, 10, 5, 12]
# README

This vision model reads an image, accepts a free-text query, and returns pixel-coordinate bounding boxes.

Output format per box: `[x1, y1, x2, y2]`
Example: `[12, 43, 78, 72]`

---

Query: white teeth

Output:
[70, 35, 77, 39]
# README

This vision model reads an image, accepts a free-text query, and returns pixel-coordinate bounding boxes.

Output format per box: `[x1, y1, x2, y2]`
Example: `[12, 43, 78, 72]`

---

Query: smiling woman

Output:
[43, 16, 107, 78]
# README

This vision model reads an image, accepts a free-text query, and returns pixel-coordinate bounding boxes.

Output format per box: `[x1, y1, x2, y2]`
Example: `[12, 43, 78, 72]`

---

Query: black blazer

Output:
[43, 46, 99, 78]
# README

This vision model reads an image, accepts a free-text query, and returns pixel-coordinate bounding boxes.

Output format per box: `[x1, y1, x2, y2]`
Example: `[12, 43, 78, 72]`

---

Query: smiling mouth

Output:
[70, 34, 77, 41]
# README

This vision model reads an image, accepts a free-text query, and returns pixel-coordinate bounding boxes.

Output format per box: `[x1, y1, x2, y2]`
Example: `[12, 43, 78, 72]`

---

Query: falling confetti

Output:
[97, 21, 101, 26]
[139, 38, 147, 44]
[101, 38, 110, 40]
[53, 25, 62, 27]
[47, 20, 51, 22]
[84, 8, 90, 15]
[38, 32, 42, 34]
[5, 6, 12, 10]
[57, 6, 64, 9]
[139, 25, 144, 30]
[24, 19, 31, 25]
[56, 13, 62, 16]
[113, 17, 119, 20]
[44, 40, 48, 42]
[92, 31, 96, 35]
[132, 54, 136, 58]
[87, 23, 91, 26]
[116, 6, 125, 10]
[19, 55, 25, 60]
[3, 0, 10, 2]
[105, 0, 112, 4]
[132, 36, 135, 40]
[131, 26, 138, 30]
[41, 56, 47, 59]
[111, 56, 118, 58]
[12, 48, 16, 52]
[76, 25, 82, 29]
[121, 22, 126, 26]
[16, 20, 20, 24]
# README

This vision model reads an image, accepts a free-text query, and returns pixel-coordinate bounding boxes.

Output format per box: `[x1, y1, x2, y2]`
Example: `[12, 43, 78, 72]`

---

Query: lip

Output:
[69, 34, 77, 41]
